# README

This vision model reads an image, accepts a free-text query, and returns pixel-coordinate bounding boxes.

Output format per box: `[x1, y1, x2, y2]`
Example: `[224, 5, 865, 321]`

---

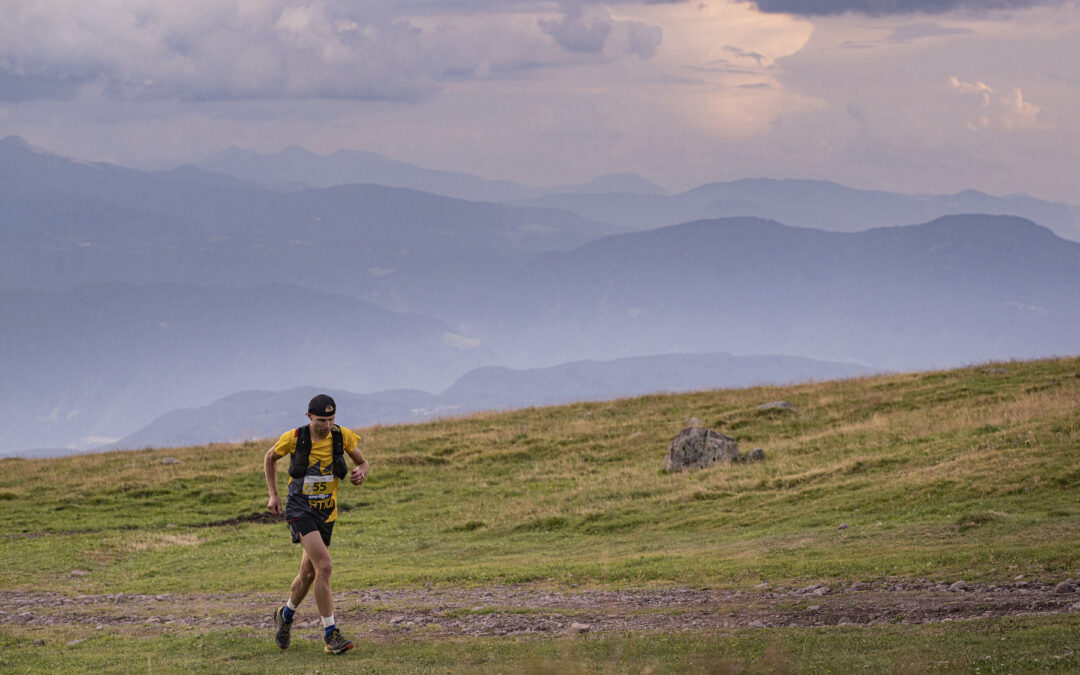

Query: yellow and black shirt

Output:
[272, 425, 361, 524]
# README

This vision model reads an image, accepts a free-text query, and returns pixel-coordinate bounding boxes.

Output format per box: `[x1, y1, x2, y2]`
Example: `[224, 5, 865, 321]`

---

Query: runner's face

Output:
[307, 413, 335, 439]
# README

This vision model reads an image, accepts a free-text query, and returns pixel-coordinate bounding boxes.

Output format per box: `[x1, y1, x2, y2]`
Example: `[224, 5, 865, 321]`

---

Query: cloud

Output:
[887, 23, 971, 41]
[949, 76, 994, 104]
[539, 5, 613, 54]
[724, 45, 767, 66]
[0, 1, 443, 102]
[949, 76, 1044, 131]
[536, 2, 664, 58]
[0, 0, 670, 103]
[621, 20, 664, 59]
[747, 0, 1067, 16]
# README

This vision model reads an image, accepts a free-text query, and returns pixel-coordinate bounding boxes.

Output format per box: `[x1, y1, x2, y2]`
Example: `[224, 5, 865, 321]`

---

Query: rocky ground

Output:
[2, 578, 1078, 643]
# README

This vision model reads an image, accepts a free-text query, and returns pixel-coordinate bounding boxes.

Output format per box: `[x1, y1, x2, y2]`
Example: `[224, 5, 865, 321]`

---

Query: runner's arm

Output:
[265, 447, 285, 514]
[347, 446, 369, 486]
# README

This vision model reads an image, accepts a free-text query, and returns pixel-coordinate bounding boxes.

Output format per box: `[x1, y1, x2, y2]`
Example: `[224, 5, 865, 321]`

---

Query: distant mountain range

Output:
[191, 142, 1078, 242]
[512, 179, 1080, 242]
[0, 136, 623, 294]
[93, 352, 877, 454]
[197, 145, 669, 201]
[2, 136, 1078, 456]
[0, 282, 491, 453]
[460, 214, 1080, 370]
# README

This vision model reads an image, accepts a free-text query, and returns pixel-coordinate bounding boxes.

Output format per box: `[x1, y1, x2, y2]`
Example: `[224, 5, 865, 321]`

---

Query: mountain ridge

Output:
[85, 351, 878, 456]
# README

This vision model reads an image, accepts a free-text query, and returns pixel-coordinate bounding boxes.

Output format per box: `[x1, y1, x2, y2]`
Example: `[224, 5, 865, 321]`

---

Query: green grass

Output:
[3, 357, 1078, 592]
[2, 616, 1078, 673]
[1, 357, 1079, 670]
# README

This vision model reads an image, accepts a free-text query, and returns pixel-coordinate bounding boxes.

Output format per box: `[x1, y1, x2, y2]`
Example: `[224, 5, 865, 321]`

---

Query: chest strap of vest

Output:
[289, 425, 347, 479]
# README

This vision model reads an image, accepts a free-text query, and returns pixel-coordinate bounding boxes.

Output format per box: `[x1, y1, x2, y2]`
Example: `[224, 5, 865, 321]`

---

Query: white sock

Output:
[286, 600, 298, 611]
[322, 614, 336, 628]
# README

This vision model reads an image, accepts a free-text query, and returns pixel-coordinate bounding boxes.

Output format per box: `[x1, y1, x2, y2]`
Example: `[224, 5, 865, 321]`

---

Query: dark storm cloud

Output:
[748, 0, 1065, 16]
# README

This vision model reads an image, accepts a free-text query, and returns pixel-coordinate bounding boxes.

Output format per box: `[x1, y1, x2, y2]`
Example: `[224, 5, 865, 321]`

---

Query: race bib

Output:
[302, 473, 334, 499]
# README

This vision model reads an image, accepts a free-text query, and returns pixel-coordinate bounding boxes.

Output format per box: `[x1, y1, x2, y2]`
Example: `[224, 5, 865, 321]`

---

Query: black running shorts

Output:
[287, 513, 334, 547]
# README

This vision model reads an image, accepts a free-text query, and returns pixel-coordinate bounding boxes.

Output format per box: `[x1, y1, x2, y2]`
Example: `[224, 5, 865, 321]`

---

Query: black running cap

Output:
[308, 394, 336, 417]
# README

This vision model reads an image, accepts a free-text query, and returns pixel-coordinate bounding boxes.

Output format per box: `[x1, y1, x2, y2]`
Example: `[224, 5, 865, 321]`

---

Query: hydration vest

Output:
[288, 425, 348, 480]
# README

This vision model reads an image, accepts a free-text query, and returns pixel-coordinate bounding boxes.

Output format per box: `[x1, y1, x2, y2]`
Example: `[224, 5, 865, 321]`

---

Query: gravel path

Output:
[3, 579, 1078, 640]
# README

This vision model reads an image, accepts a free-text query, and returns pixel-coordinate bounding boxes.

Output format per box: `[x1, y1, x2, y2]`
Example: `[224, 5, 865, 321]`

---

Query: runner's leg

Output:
[289, 547, 317, 607]
[299, 530, 334, 619]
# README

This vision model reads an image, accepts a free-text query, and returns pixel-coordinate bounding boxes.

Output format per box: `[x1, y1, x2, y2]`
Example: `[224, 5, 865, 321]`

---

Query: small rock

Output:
[948, 581, 969, 592]
[70, 570, 91, 576]
[757, 401, 794, 411]
[849, 582, 872, 592]
[390, 616, 407, 625]
[755, 582, 770, 590]
[813, 586, 831, 596]
[96, 624, 104, 630]
[1054, 582, 1077, 594]
[838, 617, 854, 626]
[807, 605, 820, 612]
[838, 523, 849, 530]
[748, 620, 767, 628]
[155, 594, 172, 601]
[744, 448, 765, 463]
[32, 639, 44, 646]
[569, 622, 590, 634]
[65, 639, 85, 646]
[161, 457, 181, 465]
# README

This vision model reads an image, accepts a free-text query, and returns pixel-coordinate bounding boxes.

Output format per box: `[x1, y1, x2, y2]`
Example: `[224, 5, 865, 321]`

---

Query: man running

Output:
[264, 393, 370, 655]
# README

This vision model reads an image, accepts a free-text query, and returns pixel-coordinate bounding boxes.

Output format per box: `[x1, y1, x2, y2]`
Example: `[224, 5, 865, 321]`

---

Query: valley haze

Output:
[1, 137, 1078, 457]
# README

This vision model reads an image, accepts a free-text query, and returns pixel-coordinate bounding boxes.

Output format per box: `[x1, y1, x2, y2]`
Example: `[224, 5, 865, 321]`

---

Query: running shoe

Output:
[323, 628, 354, 654]
[273, 606, 292, 649]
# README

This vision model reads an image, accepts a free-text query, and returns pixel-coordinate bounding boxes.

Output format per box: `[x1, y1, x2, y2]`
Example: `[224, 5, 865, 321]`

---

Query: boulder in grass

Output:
[664, 427, 740, 472]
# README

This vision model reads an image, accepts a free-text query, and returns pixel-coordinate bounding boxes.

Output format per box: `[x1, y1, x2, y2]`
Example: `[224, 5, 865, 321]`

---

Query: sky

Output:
[1, 0, 1078, 200]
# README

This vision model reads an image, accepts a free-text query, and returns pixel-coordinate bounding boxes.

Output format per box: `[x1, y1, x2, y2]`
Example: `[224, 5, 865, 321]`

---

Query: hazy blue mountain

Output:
[546, 172, 669, 196]
[515, 178, 1080, 242]
[439, 352, 875, 410]
[195, 144, 1077, 239]
[0, 136, 622, 293]
[91, 352, 877, 453]
[96, 386, 441, 453]
[197, 146, 668, 201]
[198, 145, 542, 201]
[5, 138, 1079, 456]
[431, 215, 1080, 372]
[0, 282, 489, 454]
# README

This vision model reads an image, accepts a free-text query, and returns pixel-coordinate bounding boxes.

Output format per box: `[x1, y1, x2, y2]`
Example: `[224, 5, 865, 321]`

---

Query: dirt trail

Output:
[3, 580, 1078, 639]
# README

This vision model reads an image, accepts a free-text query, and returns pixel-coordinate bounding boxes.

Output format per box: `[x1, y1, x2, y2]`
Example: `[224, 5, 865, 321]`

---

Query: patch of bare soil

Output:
[2, 579, 1078, 639]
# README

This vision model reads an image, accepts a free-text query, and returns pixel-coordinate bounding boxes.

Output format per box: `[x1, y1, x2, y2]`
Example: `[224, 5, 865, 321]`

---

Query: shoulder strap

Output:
[288, 426, 311, 478]
[330, 426, 347, 479]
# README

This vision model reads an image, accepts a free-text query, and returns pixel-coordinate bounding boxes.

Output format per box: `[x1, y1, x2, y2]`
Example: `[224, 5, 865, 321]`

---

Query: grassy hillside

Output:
[2, 356, 1079, 672]
[2, 356, 1077, 595]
